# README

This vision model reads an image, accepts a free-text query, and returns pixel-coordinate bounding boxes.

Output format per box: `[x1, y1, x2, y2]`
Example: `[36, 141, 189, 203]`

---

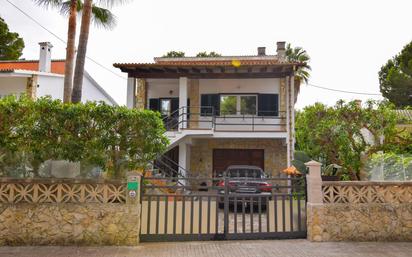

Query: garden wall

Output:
[305, 161, 412, 241]
[0, 178, 141, 245]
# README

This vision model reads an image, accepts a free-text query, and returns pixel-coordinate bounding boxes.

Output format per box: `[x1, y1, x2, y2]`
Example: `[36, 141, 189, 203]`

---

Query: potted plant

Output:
[321, 164, 341, 181]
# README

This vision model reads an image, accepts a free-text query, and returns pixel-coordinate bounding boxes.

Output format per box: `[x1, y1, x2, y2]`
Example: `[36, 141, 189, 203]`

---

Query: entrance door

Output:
[213, 149, 264, 177]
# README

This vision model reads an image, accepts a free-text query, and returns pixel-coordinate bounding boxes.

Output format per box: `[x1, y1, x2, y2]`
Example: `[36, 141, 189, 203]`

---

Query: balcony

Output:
[163, 106, 287, 132]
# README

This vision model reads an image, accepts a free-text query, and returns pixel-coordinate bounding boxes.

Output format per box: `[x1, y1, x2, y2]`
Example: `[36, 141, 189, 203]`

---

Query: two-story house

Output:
[114, 42, 302, 177]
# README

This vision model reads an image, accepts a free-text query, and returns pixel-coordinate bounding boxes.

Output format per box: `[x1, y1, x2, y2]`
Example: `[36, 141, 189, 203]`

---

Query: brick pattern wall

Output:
[189, 138, 287, 177]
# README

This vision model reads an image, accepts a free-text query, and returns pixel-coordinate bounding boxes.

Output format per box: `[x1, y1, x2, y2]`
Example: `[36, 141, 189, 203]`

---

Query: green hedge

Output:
[0, 96, 169, 179]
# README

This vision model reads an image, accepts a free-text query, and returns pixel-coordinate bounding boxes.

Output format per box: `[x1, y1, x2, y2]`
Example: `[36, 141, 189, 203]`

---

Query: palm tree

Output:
[285, 43, 311, 84]
[35, 0, 116, 103]
[71, 0, 120, 103]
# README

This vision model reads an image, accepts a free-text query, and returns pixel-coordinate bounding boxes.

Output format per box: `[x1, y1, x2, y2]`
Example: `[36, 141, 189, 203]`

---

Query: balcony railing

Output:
[162, 106, 287, 132]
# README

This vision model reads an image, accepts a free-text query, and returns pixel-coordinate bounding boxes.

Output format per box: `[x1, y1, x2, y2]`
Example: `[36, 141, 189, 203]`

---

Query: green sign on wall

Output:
[127, 181, 138, 190]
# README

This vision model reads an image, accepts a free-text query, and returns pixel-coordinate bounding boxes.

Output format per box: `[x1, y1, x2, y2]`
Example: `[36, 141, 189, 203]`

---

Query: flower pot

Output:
[321, 175, 339, 181]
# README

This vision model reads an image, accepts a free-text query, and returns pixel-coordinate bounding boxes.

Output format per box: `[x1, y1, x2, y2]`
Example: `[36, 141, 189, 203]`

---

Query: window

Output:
[220, 95, 237, 115]
[240, 95, 257, 115]
[220, 95, 257, 115]
[160, 99, 171, 116]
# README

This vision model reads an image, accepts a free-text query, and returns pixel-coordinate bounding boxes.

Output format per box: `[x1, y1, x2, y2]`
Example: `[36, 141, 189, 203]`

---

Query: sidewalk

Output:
[1, 240, 411, 257]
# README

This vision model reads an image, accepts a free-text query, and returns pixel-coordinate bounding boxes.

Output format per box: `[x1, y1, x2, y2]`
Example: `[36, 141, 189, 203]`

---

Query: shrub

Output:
[0, 96, 169, 179]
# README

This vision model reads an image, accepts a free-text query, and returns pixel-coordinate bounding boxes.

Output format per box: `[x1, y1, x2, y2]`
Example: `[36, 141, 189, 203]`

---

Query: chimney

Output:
[38, 42, 53, 72]
[257, 47, 266, 56]
[276, 41, 286, 60]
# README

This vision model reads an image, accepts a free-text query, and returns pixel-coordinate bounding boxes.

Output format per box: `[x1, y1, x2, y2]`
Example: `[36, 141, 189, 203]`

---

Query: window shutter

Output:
[149, 98, 160, 112]
[171, 98, 179, 116]
[201, 94, 220, 116]
[258, 94, 279, 116]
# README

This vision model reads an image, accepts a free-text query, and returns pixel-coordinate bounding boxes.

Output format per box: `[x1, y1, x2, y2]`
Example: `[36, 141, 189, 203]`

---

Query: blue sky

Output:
[1, 0, 411, 108]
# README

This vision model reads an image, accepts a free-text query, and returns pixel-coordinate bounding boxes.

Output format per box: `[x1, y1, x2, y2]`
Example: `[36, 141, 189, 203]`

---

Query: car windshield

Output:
[227, 168, 263, 178]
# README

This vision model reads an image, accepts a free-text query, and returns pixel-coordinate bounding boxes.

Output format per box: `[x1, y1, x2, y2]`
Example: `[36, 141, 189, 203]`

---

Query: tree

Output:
[35, 0, 117, 103]
[196, 51, 221, 57]
[285, 43, 311, 84]
[0, 17, 24, 60]
[295, 100, 411, 180]
[70, 0, 119, 103]
[162, 51, 185, 58]
[379, 41, 412, 108]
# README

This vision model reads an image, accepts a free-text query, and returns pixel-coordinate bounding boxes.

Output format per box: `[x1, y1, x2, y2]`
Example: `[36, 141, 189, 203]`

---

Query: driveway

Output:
[1, 240, 412, 257]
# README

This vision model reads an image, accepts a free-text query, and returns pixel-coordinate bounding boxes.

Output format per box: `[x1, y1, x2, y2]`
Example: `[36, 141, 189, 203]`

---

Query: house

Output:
[114, 42, 302, 177]
[0, 42, 117, 105]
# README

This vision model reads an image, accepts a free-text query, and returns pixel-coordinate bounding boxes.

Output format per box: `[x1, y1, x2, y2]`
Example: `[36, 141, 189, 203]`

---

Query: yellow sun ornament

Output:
[231, 59, 241, 67]
[282, 165, 302, 176]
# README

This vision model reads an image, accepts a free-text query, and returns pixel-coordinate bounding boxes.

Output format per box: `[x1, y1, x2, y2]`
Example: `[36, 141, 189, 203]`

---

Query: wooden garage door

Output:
[213, 149, 264, 176]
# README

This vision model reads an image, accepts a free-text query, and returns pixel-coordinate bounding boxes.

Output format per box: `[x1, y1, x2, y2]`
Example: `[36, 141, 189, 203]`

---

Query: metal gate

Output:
[140, 176, 306, 242]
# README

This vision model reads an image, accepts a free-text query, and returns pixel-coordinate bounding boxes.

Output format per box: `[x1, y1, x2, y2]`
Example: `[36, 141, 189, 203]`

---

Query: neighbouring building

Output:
[114, 42, 302, 177]
[0, 42, 117, 105]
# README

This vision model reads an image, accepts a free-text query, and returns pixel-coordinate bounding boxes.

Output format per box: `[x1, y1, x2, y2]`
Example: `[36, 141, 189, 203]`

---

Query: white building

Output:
[115, 42, 303, 177]
[0, 42, 116, 105]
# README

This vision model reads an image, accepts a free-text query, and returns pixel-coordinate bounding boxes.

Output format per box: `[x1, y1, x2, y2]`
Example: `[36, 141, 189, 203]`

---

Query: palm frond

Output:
[91, 5, 117, 29]
[95, 0, 132, 8]
[34, 0, 63, 8]
[285, 43, 311, 84]
[60, 0, 117, 29]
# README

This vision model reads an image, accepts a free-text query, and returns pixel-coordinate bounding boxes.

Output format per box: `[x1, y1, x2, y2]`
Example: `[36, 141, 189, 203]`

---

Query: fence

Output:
[306, 161, 412, 241]
[0, 176, 139, 246]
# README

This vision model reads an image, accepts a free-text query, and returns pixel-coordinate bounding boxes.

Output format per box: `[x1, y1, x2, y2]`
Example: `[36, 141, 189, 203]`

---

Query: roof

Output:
[0, 60, 65, 75]
[114, 55, 303, 79]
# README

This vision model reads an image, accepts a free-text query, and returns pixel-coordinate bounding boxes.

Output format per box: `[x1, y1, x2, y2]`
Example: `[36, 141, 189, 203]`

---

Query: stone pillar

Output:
[305, 160, 323, 204]
[179, 77, 188, 130]
[126, 172, 141, 205]
[126, 77, 137, 109]
[126, 171, 141, 244]
[26, 75, 38, 99]
[135, 79, 147, 110]
[305, 160, 324, 241]
[188, 79, 200, 128]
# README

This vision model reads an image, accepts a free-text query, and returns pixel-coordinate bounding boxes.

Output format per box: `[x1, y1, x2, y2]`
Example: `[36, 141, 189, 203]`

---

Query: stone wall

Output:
[0, 203, 140, 246]
[305, 162, 412, 242]
[189, 138, 287, 177]
[307, 202, 412, 241]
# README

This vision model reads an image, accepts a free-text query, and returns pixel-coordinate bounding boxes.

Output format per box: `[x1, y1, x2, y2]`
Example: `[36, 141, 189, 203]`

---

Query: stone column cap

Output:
[305, 160, 322, 167]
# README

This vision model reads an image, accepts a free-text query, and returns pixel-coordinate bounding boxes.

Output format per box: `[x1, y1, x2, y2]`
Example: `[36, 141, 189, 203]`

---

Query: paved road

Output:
[1, 240, 412, 257]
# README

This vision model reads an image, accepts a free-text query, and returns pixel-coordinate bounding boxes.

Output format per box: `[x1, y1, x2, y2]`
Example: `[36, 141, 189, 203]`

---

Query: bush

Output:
[0, 96, 169, 179]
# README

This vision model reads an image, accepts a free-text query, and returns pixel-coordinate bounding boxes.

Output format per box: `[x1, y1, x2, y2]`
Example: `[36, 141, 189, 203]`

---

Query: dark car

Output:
[217, 165, 273, 207]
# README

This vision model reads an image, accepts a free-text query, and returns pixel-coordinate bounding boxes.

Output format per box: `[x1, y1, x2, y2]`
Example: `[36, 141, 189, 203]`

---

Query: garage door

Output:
[212, 149, 264, 176]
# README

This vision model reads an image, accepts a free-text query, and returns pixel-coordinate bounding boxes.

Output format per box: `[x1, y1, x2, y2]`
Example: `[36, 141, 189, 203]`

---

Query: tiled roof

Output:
[114, 55, 304, 68]
[0, 60, 66, 75]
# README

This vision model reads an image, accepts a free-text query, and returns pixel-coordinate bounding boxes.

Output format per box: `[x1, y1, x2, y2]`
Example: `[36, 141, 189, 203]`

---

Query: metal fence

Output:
[140, 176, 306, 241]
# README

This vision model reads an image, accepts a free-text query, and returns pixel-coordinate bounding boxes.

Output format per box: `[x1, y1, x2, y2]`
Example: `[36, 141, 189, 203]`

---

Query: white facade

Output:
[0, 77, 26, 98]
[0, 70, 117, 105]
[147, 78, 280, 99]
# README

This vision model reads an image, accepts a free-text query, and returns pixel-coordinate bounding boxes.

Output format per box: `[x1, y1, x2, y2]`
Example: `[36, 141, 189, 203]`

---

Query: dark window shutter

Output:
[149, 98, 160, 112]
[201, 94, 220, 116]
[171, 98, 179, 116]
[258, 94, 279, 116]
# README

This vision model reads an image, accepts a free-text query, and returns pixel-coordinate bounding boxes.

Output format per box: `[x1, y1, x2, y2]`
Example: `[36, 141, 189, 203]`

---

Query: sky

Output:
[1, 0, 411, 108]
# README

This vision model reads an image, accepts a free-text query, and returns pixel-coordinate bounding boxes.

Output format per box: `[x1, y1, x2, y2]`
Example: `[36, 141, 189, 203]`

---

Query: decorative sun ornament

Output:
[231, 59, 241, 67]
[282, 165, 302, 176]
